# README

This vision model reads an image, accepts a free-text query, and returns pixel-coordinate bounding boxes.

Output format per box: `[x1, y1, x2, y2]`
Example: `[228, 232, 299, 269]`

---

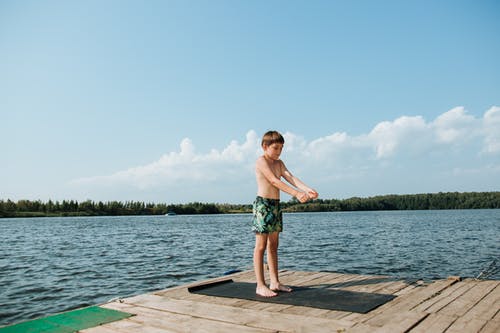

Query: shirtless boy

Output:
[252, 130, 318, 297]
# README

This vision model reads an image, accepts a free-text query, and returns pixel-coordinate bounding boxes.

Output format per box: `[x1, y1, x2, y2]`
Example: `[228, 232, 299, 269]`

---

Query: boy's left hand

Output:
[297, 192, 309, 203]
[308, 190, 318, 199]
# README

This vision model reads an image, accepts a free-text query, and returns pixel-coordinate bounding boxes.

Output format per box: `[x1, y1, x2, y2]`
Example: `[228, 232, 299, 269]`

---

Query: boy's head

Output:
[261, 131, 285, 160]
[261, 130, 284, 148]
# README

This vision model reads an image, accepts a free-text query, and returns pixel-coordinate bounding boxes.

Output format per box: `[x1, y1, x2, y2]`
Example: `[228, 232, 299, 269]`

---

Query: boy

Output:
[252, 130, 318, 297]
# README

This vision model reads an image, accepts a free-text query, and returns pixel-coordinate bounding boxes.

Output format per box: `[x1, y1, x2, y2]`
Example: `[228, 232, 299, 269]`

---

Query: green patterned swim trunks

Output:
[251, 196, 283, 233]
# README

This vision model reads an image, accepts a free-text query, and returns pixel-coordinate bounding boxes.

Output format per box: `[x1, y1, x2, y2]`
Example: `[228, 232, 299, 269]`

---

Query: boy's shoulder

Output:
[255, 155, 268, 167]
[256, 156, 285, 168]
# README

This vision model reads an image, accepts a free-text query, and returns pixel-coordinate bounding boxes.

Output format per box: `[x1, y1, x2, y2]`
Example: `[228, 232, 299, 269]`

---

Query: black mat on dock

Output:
[188, 279, 396, 313]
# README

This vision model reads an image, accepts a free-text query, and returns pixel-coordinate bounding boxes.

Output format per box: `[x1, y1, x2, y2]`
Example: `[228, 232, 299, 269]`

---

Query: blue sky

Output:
[1, 0, 499, 204]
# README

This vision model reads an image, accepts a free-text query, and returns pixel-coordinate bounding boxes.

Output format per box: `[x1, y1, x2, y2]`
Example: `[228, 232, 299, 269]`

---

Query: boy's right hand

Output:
[308, 190, 319, 199]
[296, 192, 310, 203]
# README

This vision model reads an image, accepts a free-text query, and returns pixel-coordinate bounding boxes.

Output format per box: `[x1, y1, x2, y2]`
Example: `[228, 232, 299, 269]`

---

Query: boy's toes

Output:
[256, 286, 278, 297]
[270, 283, 293, 292]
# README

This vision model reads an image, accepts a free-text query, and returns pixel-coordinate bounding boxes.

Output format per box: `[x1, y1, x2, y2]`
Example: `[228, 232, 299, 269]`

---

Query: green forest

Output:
[1, 192, 499, 218]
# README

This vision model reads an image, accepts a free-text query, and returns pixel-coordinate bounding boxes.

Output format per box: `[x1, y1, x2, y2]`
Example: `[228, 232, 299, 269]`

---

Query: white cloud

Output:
[282, 132, 307, 153]
[71, 130, 261, 190]
[452, 164, 500, 176]
[483, 106, 500, 154]
[308, 132, 350, 157]
[367, 115, 428, 158]
[70, 107, 499, 201]
[432, 106, 479, 144]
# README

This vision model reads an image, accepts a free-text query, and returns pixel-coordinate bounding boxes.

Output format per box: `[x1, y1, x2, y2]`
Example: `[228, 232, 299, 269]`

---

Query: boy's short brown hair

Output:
[261, 130, 285, 147]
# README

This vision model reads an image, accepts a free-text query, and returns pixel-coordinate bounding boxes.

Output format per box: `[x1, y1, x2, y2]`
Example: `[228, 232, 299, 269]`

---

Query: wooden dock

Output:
[81, 270, 499, 333]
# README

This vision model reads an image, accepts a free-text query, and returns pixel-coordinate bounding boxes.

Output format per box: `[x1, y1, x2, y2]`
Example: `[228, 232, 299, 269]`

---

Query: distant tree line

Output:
[282, 192, 500, 212]
[0, 199, 252, 218]
[0, 192, 498, 218]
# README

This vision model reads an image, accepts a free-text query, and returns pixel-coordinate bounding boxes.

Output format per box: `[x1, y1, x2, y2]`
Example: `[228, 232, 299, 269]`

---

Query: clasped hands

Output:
[296, 189, 319, 203]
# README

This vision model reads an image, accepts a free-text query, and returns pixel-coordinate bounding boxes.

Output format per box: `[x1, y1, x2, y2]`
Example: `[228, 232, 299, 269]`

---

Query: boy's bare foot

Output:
[270, 283, 293, 292]
[256, 285, 278, 297]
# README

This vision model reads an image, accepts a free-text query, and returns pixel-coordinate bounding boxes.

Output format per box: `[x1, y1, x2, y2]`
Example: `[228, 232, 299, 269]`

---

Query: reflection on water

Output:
[0, 210, 499, 326]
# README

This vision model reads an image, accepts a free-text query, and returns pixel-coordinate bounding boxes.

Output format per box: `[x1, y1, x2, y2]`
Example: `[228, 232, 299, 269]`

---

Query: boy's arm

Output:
[281, 163, 319, 199]
[256, 158, 309, 202]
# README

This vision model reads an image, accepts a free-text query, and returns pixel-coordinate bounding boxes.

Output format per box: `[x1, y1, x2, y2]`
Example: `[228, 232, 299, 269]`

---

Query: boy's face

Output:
[263, 143, 283, 160]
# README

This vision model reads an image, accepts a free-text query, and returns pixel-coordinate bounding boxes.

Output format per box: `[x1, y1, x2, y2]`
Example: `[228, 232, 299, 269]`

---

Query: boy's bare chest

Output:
[267, 160, 281, 177]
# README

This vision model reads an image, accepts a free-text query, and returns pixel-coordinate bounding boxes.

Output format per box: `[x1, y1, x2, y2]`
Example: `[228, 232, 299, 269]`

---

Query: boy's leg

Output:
[267, 232, 292, 292]
[253, 233, 277, 297]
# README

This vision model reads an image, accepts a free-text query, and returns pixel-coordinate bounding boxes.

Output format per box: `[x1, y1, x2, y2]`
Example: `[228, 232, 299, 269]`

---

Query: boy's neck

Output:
[263, 154, 278, 162]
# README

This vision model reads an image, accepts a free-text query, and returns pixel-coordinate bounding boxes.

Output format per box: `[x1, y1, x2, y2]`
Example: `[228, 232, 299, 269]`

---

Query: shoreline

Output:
[1, 191, 499, 218]
[2, 206, 500, 219]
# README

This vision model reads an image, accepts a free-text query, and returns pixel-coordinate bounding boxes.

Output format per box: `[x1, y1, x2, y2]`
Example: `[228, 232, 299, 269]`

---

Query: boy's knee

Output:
[267, 240, 278, 251]
[254, 241, 267, 253]
[255, 243, 267, 251]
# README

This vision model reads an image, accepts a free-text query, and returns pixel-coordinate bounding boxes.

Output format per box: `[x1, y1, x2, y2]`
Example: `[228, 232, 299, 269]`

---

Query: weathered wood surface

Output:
[80, 270, 499, 333]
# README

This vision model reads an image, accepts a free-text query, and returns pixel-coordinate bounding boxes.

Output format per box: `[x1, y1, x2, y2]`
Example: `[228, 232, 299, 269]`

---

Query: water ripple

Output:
[0, 210, 499, 326]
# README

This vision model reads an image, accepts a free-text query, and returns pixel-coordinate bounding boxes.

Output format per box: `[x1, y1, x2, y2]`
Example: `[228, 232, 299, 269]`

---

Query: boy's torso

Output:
[255, 157, 282, 200]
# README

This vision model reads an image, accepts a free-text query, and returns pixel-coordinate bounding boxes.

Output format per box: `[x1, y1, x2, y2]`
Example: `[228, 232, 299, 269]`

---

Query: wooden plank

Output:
[458, 281, 499, 321]
[374, 279, 414, 294]
[393, 283, 421, 296]
[445, 317, 491, 333]
[348, 311, 429, 333]
[346, 322, 380, 333]
[104, 302, 276, 333]
[320, 273, 379, 289]
[326, 275, 391, 291]
[314, 272, 362, 285]
[479, 319, 500, 333]
[318, 310, 356, 321]
[278, 305, 331, 317]
[81, 325, 127, 333]
[440, 281, 500, 333]
[364, 309, 429, 330]
[341, 277, 402, 293]
[438, 280, 498, 317]
[406, 313, 457, 333]
[413, 280, 475, 313]
[363, 278, 498, 332]
[370, 312, 429, 333]
[104, 293, 356, 333]
[360, 276, 459, 323]
[283, 271, 337, 286]
[257, 269, 302, 284]
[99, 318, 178, 333]
[125, 294, 354, 329]
[490, 309, 500, 321]
[128, 307, 276, 333]
[477, 303, 500, 333]
[240, 302, 291, 312]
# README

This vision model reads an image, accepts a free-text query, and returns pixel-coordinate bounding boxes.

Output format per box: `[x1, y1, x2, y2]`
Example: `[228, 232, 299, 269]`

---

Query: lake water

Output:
[1, 210, 499, 326]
